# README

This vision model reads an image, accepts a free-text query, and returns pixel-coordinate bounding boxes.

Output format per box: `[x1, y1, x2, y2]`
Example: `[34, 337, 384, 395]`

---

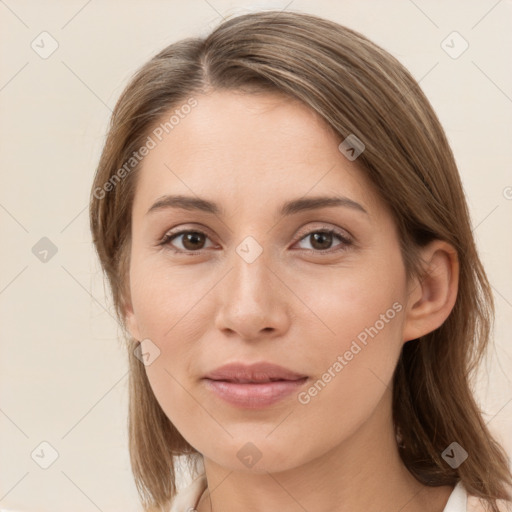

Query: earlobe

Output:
[402, 240, 459, 343]
[123, 297, 142, 342]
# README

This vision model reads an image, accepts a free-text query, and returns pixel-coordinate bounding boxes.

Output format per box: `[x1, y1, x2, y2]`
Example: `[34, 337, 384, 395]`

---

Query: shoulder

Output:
[466, 493, 512, 512]
[444, 481, 512, 512]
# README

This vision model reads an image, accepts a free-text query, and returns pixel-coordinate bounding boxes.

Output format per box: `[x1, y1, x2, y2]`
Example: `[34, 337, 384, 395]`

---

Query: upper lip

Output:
[203, 362, 308, 383]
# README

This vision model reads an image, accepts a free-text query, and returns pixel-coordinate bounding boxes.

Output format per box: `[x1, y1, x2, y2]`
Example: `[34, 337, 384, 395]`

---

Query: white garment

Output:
[443, 481, 467, 511]
[169, 474, 472, 512]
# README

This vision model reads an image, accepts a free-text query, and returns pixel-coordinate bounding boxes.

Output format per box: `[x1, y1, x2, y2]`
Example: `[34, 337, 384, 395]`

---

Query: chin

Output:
[201, 436, 314, 474]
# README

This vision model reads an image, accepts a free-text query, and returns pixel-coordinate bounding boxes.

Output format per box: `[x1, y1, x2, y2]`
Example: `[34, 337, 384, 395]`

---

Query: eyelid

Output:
[293, 222, 353, 243]
[158, 224, 216, 249]
[159, 222, 354, 253]
[158, 223, 215, 243]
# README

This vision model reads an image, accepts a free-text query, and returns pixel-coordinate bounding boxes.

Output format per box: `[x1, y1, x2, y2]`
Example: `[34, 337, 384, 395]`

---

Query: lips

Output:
[203, 361, 307, 383]
[202, 362, 309, 409]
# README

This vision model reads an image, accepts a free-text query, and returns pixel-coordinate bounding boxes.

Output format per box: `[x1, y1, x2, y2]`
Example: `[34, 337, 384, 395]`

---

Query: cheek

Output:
[288, 258, 406, 416]
[140, 360, 206, 455]
[288, 253, 406, 352]
[128, 260, 217, 430]
[129, 254, 214, 342]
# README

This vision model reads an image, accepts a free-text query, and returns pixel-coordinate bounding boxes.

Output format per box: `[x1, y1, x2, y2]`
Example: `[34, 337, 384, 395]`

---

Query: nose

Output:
[214, 245, 291, 341]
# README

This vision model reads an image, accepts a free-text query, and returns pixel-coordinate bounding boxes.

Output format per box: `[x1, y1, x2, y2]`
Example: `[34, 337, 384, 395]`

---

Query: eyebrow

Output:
[146, 194, 368, 217]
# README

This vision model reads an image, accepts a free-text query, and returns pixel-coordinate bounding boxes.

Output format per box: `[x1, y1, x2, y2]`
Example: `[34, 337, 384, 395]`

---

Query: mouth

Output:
[202, 361, 309, 408]
[202, 375, 309, 409]
[203, 361, 308, 383]
[210, 377, 306, 384]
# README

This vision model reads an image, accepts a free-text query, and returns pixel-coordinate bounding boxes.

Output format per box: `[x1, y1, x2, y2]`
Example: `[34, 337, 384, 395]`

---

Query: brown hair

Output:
[89, 10, 512, 512]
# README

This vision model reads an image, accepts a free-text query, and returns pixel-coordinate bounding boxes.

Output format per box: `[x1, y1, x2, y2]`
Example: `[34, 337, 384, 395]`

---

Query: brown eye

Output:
[181, 232, 207, 250]
[160, 227, 352, 255]
[309, 232, 334, 250]
[161, 230, 213, 252]
[295, 229, 352, 253]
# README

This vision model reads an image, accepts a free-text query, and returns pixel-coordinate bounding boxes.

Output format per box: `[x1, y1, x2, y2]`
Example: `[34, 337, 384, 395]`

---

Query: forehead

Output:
[133, 90, 382, 217]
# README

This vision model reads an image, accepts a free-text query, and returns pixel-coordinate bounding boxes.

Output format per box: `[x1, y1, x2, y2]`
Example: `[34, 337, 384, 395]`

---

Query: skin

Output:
[124, 90, 459, 512]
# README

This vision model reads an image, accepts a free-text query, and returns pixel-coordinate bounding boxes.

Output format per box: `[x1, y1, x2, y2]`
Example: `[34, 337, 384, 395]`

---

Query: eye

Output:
[293, 228, 352, 253]
[159, 229, 215, 253]
[159, 226, 352, 255]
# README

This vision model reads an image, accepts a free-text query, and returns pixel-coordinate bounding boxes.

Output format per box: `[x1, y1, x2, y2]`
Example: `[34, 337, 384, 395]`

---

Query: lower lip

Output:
[203, 377, 309, 408]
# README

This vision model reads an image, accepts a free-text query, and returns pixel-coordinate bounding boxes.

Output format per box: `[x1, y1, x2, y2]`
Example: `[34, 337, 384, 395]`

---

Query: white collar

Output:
[169, 474, 468, 511]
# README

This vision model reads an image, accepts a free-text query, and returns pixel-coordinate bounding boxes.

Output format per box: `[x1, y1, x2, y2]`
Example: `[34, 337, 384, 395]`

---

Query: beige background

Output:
[1, 1, 511, 511]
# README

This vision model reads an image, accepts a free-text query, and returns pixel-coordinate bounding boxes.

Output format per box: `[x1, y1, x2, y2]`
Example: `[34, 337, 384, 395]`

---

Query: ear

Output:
[402, 240, 459, 343]
[122, 293, 142, 342]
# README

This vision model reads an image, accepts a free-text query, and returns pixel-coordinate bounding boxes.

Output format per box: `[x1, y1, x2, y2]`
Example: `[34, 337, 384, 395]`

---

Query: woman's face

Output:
[125, 90, 414, 472]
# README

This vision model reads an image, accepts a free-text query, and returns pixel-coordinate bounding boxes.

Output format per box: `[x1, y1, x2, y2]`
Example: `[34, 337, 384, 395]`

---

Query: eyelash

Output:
[158, 227, 353, 255]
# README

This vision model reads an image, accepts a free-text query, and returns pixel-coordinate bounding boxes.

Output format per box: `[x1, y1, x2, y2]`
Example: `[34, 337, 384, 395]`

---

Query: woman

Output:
[89, 10, 512, 512]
